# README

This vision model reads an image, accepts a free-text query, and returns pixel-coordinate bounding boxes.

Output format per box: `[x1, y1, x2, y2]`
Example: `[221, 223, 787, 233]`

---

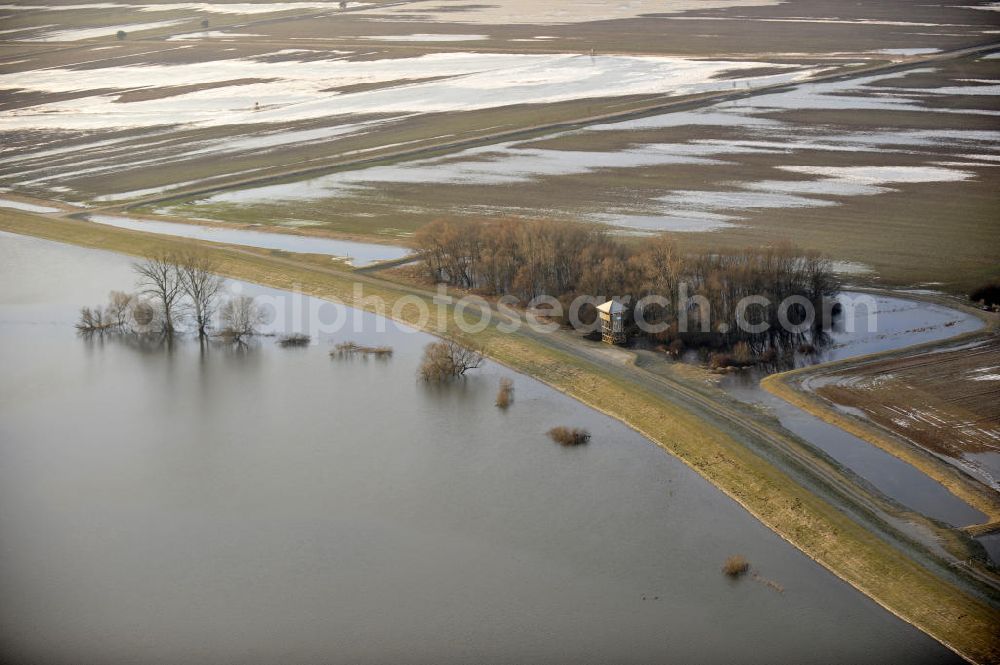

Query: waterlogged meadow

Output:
[159, 55, 1000, 292]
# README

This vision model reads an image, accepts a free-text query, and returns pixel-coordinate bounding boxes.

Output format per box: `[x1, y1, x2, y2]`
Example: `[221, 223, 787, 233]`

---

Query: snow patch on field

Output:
[167, 31, 265, 41]
[0, 2, 368, 14]
[21, 19, 185, 41]
[358, 34, 489, 42]
[968, 366, 1000, 381]
[357, 0, 782, 25]
[0, 52, 810, 131]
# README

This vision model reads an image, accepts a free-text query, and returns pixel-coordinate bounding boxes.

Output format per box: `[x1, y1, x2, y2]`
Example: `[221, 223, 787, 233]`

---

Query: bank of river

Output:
[0, 231, 962, 665]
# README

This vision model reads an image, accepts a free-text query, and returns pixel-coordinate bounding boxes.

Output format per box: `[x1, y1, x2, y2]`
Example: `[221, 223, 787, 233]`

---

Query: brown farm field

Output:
[807, 338, 1000, 488]
[1, 0, 999, 295]
[145, 54, 1000, 295]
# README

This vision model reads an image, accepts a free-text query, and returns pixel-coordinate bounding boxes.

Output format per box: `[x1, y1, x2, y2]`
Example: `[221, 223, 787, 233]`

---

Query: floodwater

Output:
[0, 52, 814, 131]
[196, 141, 742, 206]
[0, 3, 369, 15]
[22, 19, 185, 42]
[176, 67, 999, 232]
[0, 198, 59, 213]
[721, 293, 990, 528]
[359, 34, 490, 42]
[0, 232, 959, 665]
[86, 214, 412, 267]
[358, 0, 782, 24]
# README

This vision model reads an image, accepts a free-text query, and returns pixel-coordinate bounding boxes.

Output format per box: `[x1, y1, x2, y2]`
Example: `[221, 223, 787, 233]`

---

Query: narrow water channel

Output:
[721, 293, 989, 528]
[86, 214, 413, 267]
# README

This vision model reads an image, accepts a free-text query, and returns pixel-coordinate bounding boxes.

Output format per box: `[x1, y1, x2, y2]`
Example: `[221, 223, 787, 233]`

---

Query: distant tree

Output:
[418, 340, 483, 382]
[107, 291, 133, 330]
[133, 254, 184, 334]
[220, 295, 265, 342]
[970, 281, 1000, 308]
[116, 30, 126, 40]
[76, 305, 112, 333]
[177, 253, 224, 338]
[77, 290, 136, 334]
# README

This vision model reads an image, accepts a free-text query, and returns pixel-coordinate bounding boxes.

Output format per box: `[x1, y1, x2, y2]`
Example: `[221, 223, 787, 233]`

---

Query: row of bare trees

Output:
[416, 218, 625, 300]
[414, 219, 840, 351]
[77, 252, 265, 342]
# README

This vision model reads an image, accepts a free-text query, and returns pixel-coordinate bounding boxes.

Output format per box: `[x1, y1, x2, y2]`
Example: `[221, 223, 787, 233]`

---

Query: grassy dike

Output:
[2, 211, 998, 663]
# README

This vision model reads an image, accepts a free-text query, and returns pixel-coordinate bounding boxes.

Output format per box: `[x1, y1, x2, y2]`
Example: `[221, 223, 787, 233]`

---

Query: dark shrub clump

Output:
[547, 426, 591, 446]
[332, 341, 393, 357]
[277, 333, 311, 347]
[722, 555, 750, 577]
[970, 282, 1000, 308]
[496, 378, 514, 409]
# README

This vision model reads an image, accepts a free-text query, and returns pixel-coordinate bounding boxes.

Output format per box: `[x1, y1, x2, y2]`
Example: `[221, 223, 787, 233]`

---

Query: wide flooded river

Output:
[0, 232, 959, 664]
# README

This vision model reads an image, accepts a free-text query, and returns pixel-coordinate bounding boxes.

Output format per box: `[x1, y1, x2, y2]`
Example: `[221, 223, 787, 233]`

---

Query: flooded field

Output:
[0, 2, 996, 294]
[86, 213, 412, 266]
[722, 293, 991, 528]
[173, 52, 1000, 290]
[806, 338, 1000, 490]
[0, 231, 963, 664]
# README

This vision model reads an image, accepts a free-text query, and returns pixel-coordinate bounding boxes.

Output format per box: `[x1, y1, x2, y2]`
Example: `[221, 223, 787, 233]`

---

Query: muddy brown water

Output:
[0, 232, 963, 664]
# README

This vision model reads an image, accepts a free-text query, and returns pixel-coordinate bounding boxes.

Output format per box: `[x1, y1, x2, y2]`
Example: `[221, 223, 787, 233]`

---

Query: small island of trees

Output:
[76, 252, 266, 343]
[414, 219, 841, 368]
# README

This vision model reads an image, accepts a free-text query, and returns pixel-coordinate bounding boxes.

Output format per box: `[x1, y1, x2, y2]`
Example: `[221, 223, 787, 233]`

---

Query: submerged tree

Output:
[133, 253, 184, 334]
[177, 253, 224, 338]
[76, 305, 114, 333]
[418, 340, 484, 382]
[220, 295, 266, 343]
[76, 291, 140, 334]
[106, 291, 133, 330]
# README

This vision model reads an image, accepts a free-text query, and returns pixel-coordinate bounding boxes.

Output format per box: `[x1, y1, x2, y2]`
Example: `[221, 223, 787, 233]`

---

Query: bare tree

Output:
[107, 291, 133, 330]
[76, 305, 113, 333]
[133, 253, 183, 334]
[177, 253, 224, 338]
[76, 291, 137, 333]
[418, 340, 484, 382]
[220, 295, 265, 343]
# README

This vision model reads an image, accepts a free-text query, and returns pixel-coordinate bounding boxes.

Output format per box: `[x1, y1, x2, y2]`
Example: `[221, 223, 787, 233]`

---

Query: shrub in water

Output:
[722, 555, 749, 577]
[496, 378, 514, 409]
[278, 333, 311, 347]
[547, 426, 590, 446]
